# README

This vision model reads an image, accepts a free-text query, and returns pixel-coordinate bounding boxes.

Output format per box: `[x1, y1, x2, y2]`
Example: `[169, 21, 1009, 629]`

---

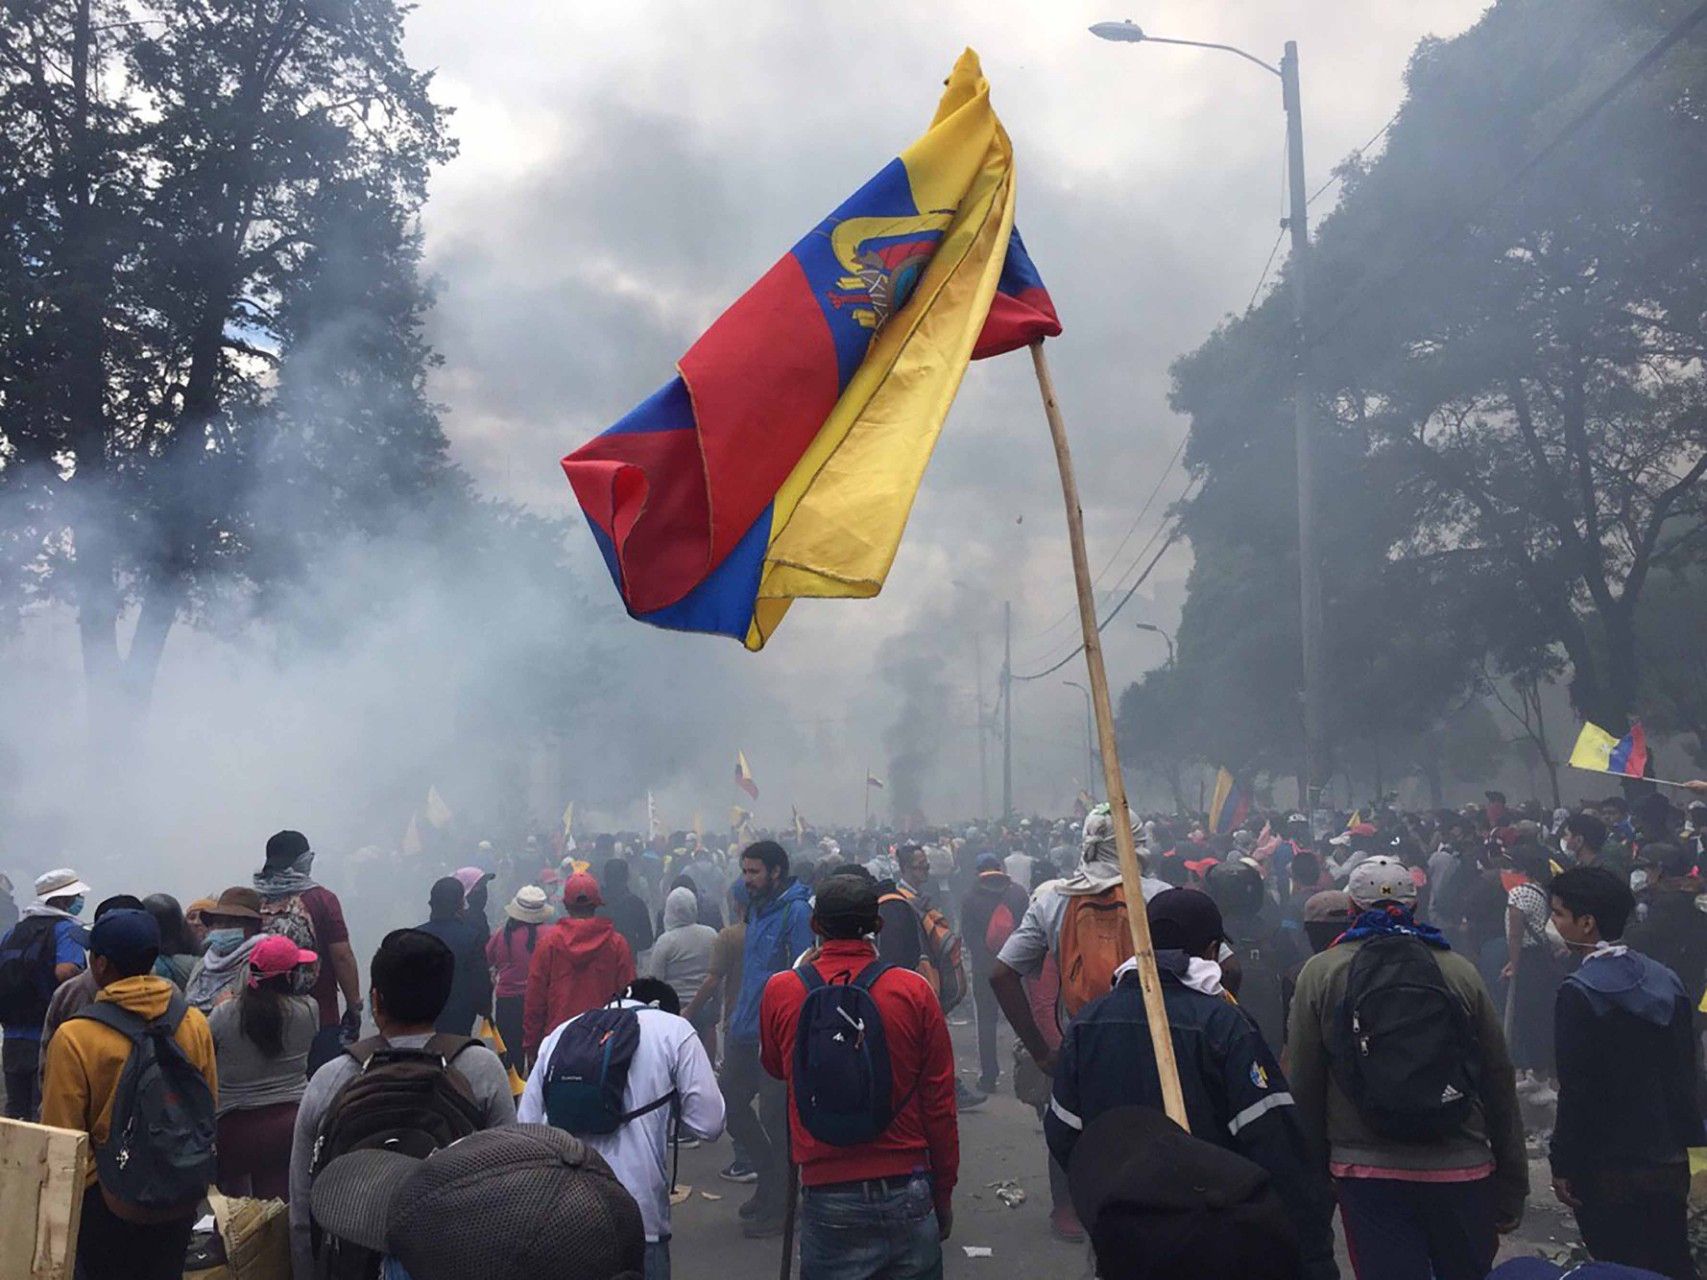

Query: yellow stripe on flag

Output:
[1569, 722, 1621, 772]
[744, 50, 1015, 650]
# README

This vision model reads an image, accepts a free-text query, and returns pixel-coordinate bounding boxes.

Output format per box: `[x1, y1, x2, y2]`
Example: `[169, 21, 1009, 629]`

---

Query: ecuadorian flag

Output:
[1207, 768, 1251, 835]
[563, 50, 1060, 649]
[1569, 721, 1649, 779]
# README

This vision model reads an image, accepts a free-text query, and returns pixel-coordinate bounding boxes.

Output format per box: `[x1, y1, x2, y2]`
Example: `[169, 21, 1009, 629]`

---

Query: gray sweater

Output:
[208, 994, 317, 1117]
[288, 1032, 516, 1280]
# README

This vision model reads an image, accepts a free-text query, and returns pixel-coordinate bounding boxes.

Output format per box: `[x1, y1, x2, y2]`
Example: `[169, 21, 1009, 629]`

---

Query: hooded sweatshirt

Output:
[644, 887, 718, 1010]
[1550, 945, 1706, 1180]
[523, 915, 635, 1055]
[40, 974, 218, 1188]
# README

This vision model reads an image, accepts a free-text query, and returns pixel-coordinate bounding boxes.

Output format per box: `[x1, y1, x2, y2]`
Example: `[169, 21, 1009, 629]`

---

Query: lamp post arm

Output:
[1134, 35, 1281, 77]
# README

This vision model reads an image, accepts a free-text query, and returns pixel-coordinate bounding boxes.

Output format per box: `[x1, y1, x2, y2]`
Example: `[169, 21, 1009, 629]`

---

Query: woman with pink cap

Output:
[207, 934, 318, 1200]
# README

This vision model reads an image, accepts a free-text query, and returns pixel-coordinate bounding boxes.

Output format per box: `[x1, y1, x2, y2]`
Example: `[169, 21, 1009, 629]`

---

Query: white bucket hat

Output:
[33, 868, 91, 903]
[504, 885, 553, 925]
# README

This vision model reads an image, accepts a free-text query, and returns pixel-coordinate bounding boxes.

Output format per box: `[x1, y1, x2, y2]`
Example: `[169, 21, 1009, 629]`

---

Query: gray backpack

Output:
[73, 992, 218, 1212]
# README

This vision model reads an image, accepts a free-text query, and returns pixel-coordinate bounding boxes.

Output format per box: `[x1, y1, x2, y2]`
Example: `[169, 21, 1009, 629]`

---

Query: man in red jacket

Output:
[760, 874, 958, 1279]
[523, 872, 634, 1059]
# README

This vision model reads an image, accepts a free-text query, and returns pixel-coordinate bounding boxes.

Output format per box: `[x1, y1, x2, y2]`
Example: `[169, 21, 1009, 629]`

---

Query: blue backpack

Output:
[792, 961, 907, 1146]
[543, 1005, 676, 1135]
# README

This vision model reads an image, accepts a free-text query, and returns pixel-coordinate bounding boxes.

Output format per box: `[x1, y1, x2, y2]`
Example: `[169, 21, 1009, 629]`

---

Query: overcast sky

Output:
[400, 0, 1493, 825]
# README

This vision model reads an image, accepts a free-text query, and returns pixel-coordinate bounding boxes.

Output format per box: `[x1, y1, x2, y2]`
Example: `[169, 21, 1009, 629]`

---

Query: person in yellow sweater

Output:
[42, 907, 219, 1280]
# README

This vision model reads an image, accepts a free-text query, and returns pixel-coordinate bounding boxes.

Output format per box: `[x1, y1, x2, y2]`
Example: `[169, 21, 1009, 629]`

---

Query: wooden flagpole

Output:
[1030, 340, 1191, 1130]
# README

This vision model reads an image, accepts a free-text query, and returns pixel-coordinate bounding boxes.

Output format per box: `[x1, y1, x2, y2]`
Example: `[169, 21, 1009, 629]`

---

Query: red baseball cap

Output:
[249, 934, 318, 986]
[562, 872, 603, 908]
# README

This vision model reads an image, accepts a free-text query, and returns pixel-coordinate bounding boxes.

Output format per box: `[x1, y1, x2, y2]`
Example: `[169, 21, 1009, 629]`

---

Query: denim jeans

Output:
[644, 1239, 671, 1280]
[799, 1174, 942, 1280]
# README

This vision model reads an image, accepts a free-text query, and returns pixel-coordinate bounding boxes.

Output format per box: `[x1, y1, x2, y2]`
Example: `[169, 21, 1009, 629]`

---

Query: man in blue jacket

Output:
[1046, 888, 1338, 1280]
[722, 840, 815, 1238]
[1548, 865, 1704, 1280]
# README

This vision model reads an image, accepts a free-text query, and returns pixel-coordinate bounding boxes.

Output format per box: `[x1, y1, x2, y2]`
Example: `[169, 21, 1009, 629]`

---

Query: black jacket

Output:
[959, 872, 1030, 974]
[1550, 947, 1705, 1179]
[599, 889, 655, 959]
[416, 914, 494, 1036]
[1627, 886, 1707, 1006]
[1047, 951, 1338, 1280]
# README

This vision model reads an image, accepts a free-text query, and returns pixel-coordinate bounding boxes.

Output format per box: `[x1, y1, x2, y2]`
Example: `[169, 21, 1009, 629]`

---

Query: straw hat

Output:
[505, 885, 554, 924]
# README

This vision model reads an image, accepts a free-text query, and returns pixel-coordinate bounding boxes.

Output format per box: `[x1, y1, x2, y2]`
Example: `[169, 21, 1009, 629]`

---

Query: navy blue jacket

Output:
[1046, 950, 1338, 1280]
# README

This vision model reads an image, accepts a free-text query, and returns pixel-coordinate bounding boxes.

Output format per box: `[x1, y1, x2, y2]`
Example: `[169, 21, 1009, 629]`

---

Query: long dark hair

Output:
[503, 917, 540, 952]
[239, 973, 290, 1057]
[143, 893, 203, 957]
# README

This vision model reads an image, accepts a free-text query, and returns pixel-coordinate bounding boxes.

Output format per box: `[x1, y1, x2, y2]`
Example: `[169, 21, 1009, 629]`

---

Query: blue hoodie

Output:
[729, 879, 815, 1044]
[1550, 946, 1706, 1179]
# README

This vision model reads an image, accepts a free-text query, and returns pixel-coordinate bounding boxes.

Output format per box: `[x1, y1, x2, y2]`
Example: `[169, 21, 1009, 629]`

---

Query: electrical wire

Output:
[1010, 525, 1184, 683]
[1015, 433, 1189, 650]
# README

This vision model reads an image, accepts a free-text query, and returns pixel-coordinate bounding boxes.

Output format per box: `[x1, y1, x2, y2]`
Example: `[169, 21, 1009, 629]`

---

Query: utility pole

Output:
[974, 631, 990, 820]
[1282, 40, 1324, 831]
[1002, 600, 1013, 819]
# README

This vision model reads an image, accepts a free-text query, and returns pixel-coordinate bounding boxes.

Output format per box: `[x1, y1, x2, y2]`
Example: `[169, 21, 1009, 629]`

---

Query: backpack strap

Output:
[794, 964, 827, 995]
[851, 961, 894, 992]
[421, 1034, 483, 1066]
[344, 1034, 392, 1067]
[73, 992, 189, 1039]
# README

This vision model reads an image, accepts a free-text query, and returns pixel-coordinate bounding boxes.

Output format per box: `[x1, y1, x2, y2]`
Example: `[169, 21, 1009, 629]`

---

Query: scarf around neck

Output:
[254, 851, 317, 898]
[185, 933, 265, 1009]
[1335, 904, 1451, 950]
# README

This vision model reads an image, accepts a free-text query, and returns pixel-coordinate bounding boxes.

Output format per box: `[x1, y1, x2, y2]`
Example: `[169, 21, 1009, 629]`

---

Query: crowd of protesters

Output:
[3, 785, 1707, 1280]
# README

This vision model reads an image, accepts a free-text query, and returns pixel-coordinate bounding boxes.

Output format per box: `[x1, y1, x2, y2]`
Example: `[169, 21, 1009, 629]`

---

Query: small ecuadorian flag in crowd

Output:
[1569, 720, 1649, 778]
[1207, 768, 1251, 835]
[735, 750, 759, 801]
[562, 50, 1060, 649]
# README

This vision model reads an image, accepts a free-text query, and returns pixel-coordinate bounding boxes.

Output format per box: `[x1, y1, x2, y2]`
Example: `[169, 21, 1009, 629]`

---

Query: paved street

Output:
[663, 1016, 1582, 1279]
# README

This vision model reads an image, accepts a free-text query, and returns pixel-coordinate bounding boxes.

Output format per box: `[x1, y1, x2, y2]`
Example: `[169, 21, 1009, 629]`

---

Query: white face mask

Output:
[1631, 869, 1650, 893]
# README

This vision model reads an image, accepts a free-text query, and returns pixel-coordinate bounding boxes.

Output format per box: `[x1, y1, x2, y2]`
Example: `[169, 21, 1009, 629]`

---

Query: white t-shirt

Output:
[518, 1002, 725, 1242]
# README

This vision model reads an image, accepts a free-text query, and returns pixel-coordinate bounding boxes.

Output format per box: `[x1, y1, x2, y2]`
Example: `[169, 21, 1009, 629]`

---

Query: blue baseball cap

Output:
[89, 908, 160, 968]
[976, 853, 1004, 873]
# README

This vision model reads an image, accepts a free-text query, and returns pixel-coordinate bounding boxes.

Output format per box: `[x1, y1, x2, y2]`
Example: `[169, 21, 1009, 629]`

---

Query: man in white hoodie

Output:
[519, 976, 724, 1280]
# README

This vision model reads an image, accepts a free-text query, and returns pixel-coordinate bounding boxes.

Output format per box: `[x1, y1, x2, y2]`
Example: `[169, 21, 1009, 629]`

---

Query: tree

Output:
[1144, 0, 1707, 795]
[1305, 0, 1707, 730]
[0, 0, 454, 740]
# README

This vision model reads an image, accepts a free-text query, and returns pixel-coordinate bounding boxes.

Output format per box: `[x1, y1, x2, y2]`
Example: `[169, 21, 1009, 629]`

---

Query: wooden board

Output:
[0, 1115, 90, 1280]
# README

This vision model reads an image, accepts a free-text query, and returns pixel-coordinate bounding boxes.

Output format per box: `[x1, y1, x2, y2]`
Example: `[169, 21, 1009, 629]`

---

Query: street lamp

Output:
[1134, 621, 1176, 667]
[1063, 680, 1098, 801]
[1092, 17, 1323, 830]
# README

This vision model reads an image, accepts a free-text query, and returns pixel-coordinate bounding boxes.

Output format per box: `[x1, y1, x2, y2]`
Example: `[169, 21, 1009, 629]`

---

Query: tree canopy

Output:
[1122, 0, 1707, 801]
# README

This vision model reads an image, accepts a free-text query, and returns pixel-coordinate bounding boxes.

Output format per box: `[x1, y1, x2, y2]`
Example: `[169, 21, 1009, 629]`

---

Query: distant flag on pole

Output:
[736, 750, 760, 801]
[401, 815, 423, 857]
[1569, 721, 1650, 779]
[561, 801, 575, 836]
[1207, 768, 1251, 835]
[693, 812, 705, 840]
[793, 805, 807, 844]
[866, 773, 886, 791]
[426, 786, 454, 830]
[561, 50, 1060, 650]
[647, 791, 660, 839]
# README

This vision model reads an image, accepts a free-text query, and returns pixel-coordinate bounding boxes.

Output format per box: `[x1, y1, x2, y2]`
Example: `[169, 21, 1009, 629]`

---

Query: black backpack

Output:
[792, 961, 907, 1146]
[1328, 933, 1480, 1141]
[542, 1004, 676, 1136]
[310, 1034, 485, 1280]
[0, 916, 69, 1026]
[73, 992, 218, 1212]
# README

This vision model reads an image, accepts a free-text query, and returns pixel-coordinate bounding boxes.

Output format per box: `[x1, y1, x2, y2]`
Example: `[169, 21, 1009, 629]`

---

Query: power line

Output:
[1250, 110, 1401, 313]
[1016, 433, 1189, 649]
[1011, 525, 1183, 682]
[1306, 110, 1401, 207]
[1314, 0, 1707, 344]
